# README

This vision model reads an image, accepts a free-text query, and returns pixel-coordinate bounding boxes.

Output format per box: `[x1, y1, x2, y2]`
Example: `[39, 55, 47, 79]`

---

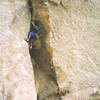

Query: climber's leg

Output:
[25, 32, 33, 42]
[35, 34, 39, 40]
[30, 39, 33, 48]
[29, 39, 36, 49]
[28, 32, 33, 40]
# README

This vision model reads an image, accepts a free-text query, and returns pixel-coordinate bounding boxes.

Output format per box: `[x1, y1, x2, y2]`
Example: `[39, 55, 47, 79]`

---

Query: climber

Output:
[26, 20, 39, 49]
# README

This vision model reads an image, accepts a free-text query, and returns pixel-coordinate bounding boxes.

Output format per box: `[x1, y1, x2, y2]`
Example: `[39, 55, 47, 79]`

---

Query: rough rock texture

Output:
[31, 1, 61, 100]
[0, 0, 37, 100]
[32, 0, 100, 100]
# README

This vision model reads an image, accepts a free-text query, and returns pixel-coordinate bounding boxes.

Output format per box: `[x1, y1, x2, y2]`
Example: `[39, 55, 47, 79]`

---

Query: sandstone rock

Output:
[0, 0, 37, 100]
[48, 0, 100, 99]
[32, 0, 100, 99]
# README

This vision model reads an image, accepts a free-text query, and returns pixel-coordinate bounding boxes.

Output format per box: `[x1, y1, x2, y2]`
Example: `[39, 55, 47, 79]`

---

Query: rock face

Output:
[0, 0, 37, 100]
[32, 0, 100, 100]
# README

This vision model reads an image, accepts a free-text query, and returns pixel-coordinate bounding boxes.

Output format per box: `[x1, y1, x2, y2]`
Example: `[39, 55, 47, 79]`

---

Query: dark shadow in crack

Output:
[29, 21, 61, 100]
[28, 0, 61, 99]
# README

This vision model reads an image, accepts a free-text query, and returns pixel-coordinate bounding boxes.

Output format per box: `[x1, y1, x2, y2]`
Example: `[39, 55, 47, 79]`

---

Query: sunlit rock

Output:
[0, 0, 37, 100]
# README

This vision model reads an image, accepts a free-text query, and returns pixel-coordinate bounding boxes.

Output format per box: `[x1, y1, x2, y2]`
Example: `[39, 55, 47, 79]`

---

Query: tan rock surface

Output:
[32, 0, 100, 99]
[0, 0, 37, 100]
[48, 0, 100, 99]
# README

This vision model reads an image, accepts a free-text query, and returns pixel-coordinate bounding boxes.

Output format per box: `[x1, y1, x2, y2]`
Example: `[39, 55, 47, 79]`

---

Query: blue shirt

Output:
[31, 25, 39, 34]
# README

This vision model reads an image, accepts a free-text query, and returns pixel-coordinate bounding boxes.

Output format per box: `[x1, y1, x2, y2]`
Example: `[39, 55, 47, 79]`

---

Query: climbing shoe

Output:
[24, 38, 29, 42]
[30, 46, 32, 49]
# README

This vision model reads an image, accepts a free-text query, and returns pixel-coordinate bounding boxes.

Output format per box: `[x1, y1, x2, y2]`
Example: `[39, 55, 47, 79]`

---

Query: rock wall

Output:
[0, 0, 37, 100]
[32, 0, 100, 100]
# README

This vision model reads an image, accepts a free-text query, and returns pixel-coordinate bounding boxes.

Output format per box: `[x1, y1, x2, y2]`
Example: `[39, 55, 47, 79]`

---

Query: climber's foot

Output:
[30, 46, 32, 49]
[24, 38, 29, 42]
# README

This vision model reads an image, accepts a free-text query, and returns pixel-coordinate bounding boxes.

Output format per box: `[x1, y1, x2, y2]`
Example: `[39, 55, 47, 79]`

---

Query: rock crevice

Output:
[31, 0, 100, 100]
[29, 0, 62, 100]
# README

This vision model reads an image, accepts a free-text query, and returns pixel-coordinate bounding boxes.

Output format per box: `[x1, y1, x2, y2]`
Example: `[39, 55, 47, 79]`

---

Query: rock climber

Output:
[26, 20, 39, 49]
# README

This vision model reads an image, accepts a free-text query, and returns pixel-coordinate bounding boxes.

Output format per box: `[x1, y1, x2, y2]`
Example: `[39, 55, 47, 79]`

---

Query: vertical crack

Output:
[28, 0, 33, 20]
[27, 0, 62, 100]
